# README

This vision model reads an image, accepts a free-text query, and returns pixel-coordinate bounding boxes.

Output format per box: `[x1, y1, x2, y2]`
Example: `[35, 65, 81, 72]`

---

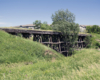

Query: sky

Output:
[0, 0, 100, 27]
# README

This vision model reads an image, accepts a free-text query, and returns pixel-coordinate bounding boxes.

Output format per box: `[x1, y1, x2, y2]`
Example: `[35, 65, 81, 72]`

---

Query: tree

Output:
[51, 9, 75, 24]
[86, 26, 92, 33]
[52, 9, 79, 55]
[33, 20, 52, 30]
[92, 25, 99, 33]
[33, 20, 41, 29]
[40, 22, 52, 30]
[84, 36, 92, 48]
[86, 25, 100, 34]
[43, 21, 48, 24]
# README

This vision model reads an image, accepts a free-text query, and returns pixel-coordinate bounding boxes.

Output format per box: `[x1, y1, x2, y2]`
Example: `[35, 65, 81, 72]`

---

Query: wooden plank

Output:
[0, 28, 91, 54]
[0, 28, 61, 35]
[60, 51, 68, 53]
[0, 28, 92, 36]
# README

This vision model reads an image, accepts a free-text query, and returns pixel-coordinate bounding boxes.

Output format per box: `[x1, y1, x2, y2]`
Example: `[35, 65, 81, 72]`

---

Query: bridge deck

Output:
[0, 28, 91, 56]
[0, 28, 60, 35]
[0, 28, 91, 36]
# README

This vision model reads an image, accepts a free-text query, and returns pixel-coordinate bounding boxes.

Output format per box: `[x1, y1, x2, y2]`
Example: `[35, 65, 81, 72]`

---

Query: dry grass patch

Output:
[45, 50, 55, 55]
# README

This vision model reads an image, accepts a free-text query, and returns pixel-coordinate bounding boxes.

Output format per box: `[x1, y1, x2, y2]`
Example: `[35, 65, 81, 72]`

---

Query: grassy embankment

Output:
[0, 30, 100, 80]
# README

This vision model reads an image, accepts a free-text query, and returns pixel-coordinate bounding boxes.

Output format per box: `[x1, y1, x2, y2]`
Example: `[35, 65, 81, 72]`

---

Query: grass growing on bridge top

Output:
[0, 30, 100, 80]
[0, 27, 91, 34]
[0, 27, 56, 32]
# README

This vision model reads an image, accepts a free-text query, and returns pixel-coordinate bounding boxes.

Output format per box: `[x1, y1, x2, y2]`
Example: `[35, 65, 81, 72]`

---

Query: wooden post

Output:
[39, 35, 41, 42]
[77, 41, 78, 49]
[81, 37, 83, 48]
[32, 34, 34, 41]
[58, 36, 61, 53]
[36, 34, 39, 42]
[80, 37, 81, 49]
[51, 35, 53, 49]
[33, 34, 36, 41]
[49, 35, 51, 43]
[41, 34, 42, 43]
[48, 35, 50, 47]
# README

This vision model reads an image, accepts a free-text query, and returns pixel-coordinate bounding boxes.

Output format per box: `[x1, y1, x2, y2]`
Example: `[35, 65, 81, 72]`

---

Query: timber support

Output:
[0, 28, 92, 55]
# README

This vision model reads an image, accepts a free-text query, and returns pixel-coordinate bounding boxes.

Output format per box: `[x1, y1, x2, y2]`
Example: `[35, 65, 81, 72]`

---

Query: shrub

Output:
[86, 34, 100, 49]
[86, 26, 92, 33]
[17, 33, 22, 37]
[41, 24, 52, 30]
[92, 25, 99, 33]
[33, 20, 41, 29]
[51, 9, 79, 55]
[86, 25, 100, 34]
[84, 36, 92, 48]
[94, 42, 100, 49]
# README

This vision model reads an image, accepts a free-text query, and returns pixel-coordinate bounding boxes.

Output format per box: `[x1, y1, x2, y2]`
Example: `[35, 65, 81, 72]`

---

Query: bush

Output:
[86, 34, 100, 49]
[92, 25, 99, 33]
[94, 42, 100, 49]
[86, 25, 100, 34]
[17, 33, 22, 37]
[41, 24, 52, 30]
[52, 21, 79, 56]
[86, 26, 92, 33]
[84, 36, 92, 48]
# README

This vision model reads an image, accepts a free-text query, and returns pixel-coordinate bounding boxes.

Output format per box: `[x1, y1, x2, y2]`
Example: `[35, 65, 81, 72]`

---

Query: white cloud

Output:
[0, 22, 6, 24]
[0, 22, 13, 27]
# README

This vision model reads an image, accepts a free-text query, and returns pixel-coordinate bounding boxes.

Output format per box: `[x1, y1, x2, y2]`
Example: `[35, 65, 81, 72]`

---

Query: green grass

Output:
[91, 33, 100, 41]
[0, 30, 62, 64]
[0, 30, 100, 80]
[89, 33, 100, 48]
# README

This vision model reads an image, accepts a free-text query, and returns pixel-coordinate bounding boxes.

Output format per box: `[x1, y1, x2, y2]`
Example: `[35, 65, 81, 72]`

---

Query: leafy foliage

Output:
[52, 9, 79, 55]
[33, 20, 52, 30]
[84, 33, 100, 49]
[90, 33, 100, 49]
[51, 9, 75, 24]
[83, 36, 92, 48]
[86, 26, 92, 33]
[17, 33, 22, 37]
[40, 22, 52, 30]
[86, 25, 100, 48]
[33, 20, 41, 29]
[86, 25, 100, 34]
[53, 21, 79, 55]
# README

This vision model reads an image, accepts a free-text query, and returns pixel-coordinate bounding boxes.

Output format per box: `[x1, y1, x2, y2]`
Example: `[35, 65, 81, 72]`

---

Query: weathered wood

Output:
[0, 28, 92, 55]
[39, 35, 41, 42]
[0, 28, 92, 36]
[40, 34, 42, 42]
[0, 28, 61, 35]
[51, 35, 53, 49]
[58, 36, 61, 53]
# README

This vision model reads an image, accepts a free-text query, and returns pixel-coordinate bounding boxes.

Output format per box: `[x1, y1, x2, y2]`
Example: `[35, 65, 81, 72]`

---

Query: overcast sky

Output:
[0, 0, 100, 27]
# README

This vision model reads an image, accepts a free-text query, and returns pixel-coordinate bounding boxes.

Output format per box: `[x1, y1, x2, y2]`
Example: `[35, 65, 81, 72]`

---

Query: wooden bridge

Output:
[0, 28, 91, 55]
